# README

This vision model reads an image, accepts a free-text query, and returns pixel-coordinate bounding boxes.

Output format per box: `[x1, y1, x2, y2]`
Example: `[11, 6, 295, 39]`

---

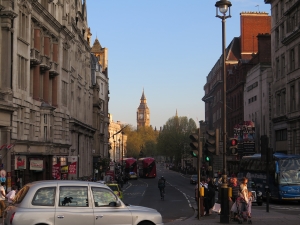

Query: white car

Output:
[3, 180, 164, 225]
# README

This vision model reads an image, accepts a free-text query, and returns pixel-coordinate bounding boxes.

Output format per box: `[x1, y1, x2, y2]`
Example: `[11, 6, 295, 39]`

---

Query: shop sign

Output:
[30, 160, 43, 171]
[61, 165, 69, 173]
[68, 162, 77, 174]
[15, 156, 26, 170]
[52, 163, 61, 180]
[68, 156, 78, 163]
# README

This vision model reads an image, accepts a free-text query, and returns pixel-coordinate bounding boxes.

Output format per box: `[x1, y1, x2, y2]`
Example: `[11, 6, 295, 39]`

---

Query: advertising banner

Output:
[68, 162, 77, 174]
[52, 163, 61, 180]
[15, 156, 26, 170]
[233, 121, 255, 154]
[30, 160, 43, 171]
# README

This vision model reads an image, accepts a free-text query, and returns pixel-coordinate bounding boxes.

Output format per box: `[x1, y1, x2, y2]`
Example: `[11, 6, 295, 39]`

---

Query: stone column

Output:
[43, 71, 49, 103]
[34, 29, 41, 51]
[33, 65, 40, 100]
[53, 43, 58, 62]
[44, 37, 50, 56]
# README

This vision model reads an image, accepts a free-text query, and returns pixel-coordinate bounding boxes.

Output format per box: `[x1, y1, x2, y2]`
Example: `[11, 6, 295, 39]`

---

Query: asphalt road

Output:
[123, 165, 300, 223]
[122, 165, 195, 223]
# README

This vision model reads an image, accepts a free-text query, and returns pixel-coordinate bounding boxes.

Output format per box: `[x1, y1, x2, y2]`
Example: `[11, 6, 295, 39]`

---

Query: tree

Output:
[156, 116, 197, 164]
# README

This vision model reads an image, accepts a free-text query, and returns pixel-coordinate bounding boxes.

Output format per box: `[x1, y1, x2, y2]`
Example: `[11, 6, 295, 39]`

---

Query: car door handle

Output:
[96, 215, 104, 220]
[57, 215, 65, 219]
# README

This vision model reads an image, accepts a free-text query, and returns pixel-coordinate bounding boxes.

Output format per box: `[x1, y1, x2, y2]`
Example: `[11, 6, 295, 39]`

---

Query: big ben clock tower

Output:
[137, 89, 150, 128]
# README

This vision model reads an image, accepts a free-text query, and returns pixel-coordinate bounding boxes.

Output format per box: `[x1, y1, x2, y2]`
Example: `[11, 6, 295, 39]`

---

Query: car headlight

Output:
[257, 191, 262, 196]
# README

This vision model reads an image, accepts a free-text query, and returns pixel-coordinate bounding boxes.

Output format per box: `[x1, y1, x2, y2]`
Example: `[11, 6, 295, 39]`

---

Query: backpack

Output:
[158, 179, 165, 188]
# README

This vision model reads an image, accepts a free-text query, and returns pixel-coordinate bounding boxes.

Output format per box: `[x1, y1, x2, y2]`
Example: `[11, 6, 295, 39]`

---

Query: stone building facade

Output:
[0, 0, 106, 187]
[265, 0, 300, 154]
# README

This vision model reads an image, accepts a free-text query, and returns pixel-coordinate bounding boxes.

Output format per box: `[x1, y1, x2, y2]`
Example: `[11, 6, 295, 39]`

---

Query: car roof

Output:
[26, 180, 109, 188]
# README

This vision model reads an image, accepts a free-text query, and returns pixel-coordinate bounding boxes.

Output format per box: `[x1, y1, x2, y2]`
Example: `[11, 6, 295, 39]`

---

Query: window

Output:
[32, 187, 56, 206]
[18, 8, 28, 41]
[44, 126, 47, 141]
[275, 28, 279, 48]
[281, 54, 285, 77]
[59, 186, 89, 207]
[280, 23, 285, 41]
[17, 107, 24, 138]
[280, 0, 284, 17]
[275, 129, 287, 141]
[62, 46, 68, 70]
[39, 73, 44, 100]
[91, 187, 117, 207]
[276, 92, 281, 115]
[276, 57, 280, 79]
[290, 48, 295, 71]
[282, 90, 286, 114]
[62, 81, 68, 106]
[290, 84, 296, 111]
[275, 4, 279, 22]
[29, 110, 35, 140]
[60, 157, 67, 166]
[18, 56, 27, 90]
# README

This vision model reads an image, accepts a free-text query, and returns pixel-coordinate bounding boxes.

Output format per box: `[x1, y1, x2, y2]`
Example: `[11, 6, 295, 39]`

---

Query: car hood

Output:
[127, 204, 158, 212]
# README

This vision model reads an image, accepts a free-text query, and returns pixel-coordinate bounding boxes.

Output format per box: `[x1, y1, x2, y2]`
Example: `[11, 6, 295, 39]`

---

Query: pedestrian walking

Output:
[6, 186, 16, 204]
[0, 182, 6, 218]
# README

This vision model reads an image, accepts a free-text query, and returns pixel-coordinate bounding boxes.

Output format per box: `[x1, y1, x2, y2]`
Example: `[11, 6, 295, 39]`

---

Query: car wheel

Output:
[138, 221, 154, 225]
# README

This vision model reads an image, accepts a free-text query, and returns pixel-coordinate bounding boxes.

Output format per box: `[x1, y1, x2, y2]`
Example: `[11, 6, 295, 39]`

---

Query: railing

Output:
[30, 48, 41, 65]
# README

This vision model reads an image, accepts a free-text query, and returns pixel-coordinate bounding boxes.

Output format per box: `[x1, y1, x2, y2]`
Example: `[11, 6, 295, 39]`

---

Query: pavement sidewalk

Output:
[165, 207, 300, 225]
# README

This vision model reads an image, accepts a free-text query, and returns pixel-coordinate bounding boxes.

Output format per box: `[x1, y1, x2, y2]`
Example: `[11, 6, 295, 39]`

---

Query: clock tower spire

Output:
[137, 89, 150, 128]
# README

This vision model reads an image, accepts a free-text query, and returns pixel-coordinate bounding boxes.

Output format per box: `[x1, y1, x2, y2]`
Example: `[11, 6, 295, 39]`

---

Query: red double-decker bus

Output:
[123, 158, 137, 174]
[137, 157, 156, 178]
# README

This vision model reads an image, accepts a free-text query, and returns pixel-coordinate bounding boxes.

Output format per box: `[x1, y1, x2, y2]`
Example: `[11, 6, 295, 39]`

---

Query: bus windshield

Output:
[279, 158, 300, 185]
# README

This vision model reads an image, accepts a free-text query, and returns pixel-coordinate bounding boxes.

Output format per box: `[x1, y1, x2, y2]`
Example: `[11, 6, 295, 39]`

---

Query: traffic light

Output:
[205, 128, 219, 155]
[189, 129, 200, 158]
[227, 137, 238, 155]
[204, 155, 211, 162]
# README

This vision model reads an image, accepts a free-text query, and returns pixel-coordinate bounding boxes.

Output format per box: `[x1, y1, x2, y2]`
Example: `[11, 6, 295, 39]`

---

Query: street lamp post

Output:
[118, 138, 121, 163]
[121, 132, 124, 173]
[215, 0, 231, 223]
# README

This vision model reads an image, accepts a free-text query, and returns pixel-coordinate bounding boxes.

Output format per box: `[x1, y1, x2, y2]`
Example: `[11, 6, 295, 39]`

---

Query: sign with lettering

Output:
[68, 162, 77, 174]
[30, 160, 43, 171]
[52, 163, 61, 180]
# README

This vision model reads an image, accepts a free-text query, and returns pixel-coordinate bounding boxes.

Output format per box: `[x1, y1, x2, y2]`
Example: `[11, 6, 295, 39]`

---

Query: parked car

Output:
[129, 172, 138, 180]
[3, 180, 163, 225]
[190, 174, 198, 184]
[106, 182, 124, 200]
[247, 180, 263, 206]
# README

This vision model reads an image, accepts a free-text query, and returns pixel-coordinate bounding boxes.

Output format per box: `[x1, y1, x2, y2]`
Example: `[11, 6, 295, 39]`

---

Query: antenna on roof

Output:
[255, 5, 259, 12]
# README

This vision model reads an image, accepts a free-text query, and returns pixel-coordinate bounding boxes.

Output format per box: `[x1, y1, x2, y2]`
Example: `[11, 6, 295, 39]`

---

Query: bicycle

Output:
[159, 187, 165, 200]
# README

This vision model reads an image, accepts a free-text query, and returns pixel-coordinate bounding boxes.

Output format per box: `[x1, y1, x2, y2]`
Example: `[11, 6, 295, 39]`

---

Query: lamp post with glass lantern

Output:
[215, 0, 231, 223]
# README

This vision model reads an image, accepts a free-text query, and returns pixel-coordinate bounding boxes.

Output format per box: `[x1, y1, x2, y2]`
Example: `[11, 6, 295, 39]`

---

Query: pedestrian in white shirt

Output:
[6, 186, 16, 204]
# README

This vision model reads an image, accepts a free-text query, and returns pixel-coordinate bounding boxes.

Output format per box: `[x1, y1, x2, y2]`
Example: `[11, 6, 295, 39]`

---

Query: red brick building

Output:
[202, 12, 271, 172]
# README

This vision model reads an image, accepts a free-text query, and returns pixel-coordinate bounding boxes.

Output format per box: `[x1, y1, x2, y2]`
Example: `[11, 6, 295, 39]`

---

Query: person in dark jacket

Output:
[207, 177, 216, 214]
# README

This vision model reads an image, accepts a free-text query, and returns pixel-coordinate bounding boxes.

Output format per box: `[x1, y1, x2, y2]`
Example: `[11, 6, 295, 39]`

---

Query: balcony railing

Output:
[40, 55, 51, 70]
[49, 61, 59, 76]
[30, 48, 41, 65]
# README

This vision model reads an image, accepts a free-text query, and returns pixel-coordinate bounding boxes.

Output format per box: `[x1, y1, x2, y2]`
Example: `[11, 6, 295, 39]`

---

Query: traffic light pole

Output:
[197, 130, 202, 220]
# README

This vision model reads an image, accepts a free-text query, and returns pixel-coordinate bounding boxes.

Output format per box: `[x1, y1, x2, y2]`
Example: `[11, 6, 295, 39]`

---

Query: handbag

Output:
[212, 203, 221, 213]
[231, 202, 237, 213]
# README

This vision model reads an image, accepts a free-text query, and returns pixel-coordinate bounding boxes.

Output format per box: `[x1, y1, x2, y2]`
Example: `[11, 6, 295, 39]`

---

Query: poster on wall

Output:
[15, 156, 26, 170]
[233, 121, 255, 154]
[68, 162, 77, 174]
[52, 163, 61, 180]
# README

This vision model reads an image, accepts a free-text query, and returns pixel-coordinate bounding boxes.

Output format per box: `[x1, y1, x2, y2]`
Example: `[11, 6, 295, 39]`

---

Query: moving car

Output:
[4, 180, 163, 225]
[190, 174, 198, 184]
[106, 182, 124, 200]
[129, 171, 138, 180]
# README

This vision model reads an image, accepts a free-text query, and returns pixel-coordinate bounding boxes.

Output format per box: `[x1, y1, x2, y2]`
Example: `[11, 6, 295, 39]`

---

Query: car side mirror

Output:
[109, 201, 121, 207]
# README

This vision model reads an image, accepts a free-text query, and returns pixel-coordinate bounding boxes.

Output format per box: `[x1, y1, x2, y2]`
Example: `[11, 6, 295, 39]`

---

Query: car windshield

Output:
[129, 172, 136, 175]
[191, 175, 197, 179]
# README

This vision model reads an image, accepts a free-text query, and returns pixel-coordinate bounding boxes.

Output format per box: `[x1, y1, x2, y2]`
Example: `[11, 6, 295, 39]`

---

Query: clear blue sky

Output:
[86, 0, 271, 129]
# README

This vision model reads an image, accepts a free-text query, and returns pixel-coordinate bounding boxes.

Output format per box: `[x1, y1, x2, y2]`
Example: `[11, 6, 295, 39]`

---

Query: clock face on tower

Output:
[139, 113, 144, 119]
